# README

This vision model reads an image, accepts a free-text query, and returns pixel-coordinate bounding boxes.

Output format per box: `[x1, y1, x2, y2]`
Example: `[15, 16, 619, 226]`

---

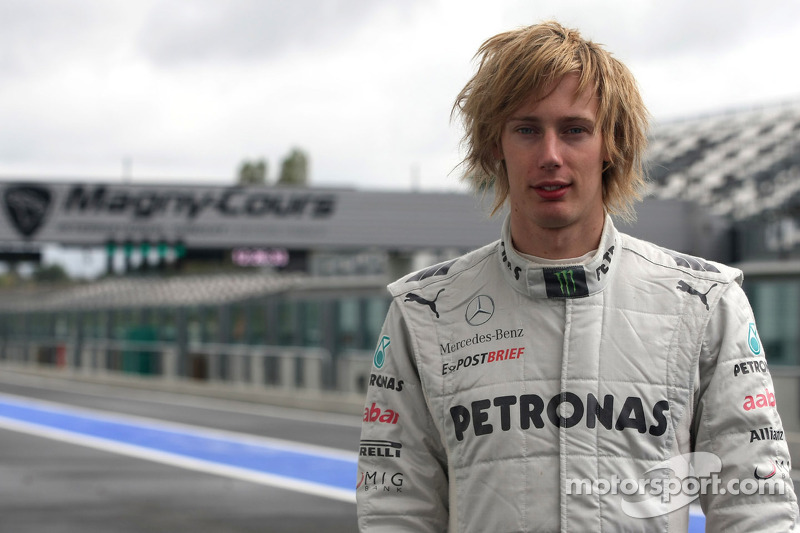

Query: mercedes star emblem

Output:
[465, 295, 495, 326]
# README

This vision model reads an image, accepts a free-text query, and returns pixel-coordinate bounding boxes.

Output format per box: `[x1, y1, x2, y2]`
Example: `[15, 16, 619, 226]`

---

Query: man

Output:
[357, 21, 797, 532]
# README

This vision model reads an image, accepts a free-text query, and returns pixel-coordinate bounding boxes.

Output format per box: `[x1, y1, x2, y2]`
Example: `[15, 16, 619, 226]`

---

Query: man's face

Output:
[498, 73, 606, 250]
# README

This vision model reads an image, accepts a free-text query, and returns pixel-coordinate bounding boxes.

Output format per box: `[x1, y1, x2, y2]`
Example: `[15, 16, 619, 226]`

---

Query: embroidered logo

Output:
[676, 280, 717, 310]
[544, 267, 589, 298]
[748, 323, 762, 355]
[465, 295, 495, 326]
[404, 288, 445, 318]
[373, 336, 391, 369]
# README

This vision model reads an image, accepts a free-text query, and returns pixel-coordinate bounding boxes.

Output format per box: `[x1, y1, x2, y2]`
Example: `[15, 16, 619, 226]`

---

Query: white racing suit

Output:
[357, 214, 797, 532]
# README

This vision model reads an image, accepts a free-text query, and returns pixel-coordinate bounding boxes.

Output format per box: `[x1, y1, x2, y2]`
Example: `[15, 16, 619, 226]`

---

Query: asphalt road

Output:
[0, 372, 361, 533]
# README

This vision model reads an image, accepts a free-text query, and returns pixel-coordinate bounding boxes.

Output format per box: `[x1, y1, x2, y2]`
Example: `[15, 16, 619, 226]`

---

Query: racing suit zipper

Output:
[559, 298, 573, 533]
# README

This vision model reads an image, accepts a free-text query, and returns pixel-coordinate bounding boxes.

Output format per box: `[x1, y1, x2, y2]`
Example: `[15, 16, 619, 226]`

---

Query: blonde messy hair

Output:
[452, 21, 649, 221]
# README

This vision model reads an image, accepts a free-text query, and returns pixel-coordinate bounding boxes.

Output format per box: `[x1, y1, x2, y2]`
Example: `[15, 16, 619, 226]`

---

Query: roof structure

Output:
[0, 273, 387, 313]
[646, 100, 800, 221]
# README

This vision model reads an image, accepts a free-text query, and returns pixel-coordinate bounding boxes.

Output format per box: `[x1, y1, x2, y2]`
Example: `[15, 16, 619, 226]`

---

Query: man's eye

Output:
[566, 127, 586, 134]
[516, 127, 534, 134]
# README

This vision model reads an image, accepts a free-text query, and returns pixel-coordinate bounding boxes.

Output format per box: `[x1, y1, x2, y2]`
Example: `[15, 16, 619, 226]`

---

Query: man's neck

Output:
[510, 215, 605, 260]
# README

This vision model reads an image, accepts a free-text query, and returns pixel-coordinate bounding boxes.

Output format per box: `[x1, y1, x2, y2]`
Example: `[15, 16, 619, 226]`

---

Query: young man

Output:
[357, 21, 797, 531]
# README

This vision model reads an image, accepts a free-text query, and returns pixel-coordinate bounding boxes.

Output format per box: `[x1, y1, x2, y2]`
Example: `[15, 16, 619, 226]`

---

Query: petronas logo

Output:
[748, 323, 762, 355]
[555, 269, 577, 296]
[373, 336, 391, 369]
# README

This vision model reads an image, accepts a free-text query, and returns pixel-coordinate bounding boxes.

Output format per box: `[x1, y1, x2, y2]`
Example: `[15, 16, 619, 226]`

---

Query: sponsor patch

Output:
[743, 389, 776, 411]
[363, 403, 399, 425]
[404, 289, 444, 318]
[733, 359, 768, 377]
[359, 440, 402, 458]
[373, 336, 390, 369]
[750, 427, 784, 443]
[449, 392, 669, 441]
[442, 347, 525, 376]
[357, 470, 404, 492]
[676, 280, 717, 310]
[440, 328, 524, 355]
[544, 267, 589, 298]
[748, 323, 762, 355]
[464, 295, 494, 326]
[369, 373, 404, 392]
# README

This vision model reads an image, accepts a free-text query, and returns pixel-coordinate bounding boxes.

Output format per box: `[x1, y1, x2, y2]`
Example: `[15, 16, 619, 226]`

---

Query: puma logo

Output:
[676, 280, 718, 310]
[404, 289, 445, 318]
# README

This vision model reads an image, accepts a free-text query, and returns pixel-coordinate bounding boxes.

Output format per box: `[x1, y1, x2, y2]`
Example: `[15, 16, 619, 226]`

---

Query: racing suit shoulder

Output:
[387, 240, 500, 299]
[619, 231, 742, 286]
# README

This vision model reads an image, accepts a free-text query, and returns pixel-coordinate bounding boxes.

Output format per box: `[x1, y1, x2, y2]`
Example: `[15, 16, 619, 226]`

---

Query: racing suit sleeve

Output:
[694, 280, 798, 532]
[357, 299, 449, 532]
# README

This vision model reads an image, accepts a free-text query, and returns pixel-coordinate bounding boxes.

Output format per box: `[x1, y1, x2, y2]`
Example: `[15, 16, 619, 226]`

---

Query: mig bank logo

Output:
[544, 267, 588, 298]
[3, 184, 52, 238]
[373, 336, 391, 369]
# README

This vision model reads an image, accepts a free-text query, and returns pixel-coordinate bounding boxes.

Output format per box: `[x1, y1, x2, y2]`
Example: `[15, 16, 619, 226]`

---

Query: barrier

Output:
[0, 337, 333, 392]
[337, 350, 373, 394]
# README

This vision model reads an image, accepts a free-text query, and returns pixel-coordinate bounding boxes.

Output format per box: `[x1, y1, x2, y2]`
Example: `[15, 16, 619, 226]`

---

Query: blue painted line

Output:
[0, 394, 710, 527]
[0, 395, 357, 492]
[689, 511, 706, 532]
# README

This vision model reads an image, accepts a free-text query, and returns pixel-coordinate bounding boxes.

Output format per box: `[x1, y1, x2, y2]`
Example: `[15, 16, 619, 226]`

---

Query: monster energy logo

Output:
[555, 269, 577, 295]
[544, 267, 588, 298]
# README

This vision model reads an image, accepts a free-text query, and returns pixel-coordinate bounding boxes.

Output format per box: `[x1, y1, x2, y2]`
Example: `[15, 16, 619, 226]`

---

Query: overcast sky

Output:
[1, 0, 799, 192]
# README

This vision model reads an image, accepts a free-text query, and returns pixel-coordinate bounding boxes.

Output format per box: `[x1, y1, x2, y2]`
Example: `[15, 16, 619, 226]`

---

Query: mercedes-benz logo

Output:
[465, 295, 495, 326]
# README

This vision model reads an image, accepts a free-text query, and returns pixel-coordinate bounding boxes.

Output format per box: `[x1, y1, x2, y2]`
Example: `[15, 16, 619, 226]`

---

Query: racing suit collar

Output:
[498, 214, 619, 299]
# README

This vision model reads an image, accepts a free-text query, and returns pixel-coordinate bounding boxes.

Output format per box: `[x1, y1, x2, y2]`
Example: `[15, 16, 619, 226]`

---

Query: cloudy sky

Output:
[1, 0, 799, 192]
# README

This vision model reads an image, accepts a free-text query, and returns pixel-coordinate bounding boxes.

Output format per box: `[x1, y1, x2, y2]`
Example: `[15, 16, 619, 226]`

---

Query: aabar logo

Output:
[363, 403, 399, 425]
[3, 184, 52, 238]
[743, 388, 776, 411]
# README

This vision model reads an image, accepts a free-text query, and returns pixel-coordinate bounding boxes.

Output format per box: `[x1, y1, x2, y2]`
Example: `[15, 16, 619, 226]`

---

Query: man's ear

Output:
[493, 142, 504, 161]
[601, 139, 610, 165]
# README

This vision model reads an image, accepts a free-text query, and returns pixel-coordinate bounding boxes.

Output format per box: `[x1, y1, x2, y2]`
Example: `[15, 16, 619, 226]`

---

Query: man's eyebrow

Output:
[507, 114, 596, 123]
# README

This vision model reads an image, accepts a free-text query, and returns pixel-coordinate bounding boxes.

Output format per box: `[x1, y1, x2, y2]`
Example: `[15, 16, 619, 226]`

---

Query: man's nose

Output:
[539, 130, 563, 170]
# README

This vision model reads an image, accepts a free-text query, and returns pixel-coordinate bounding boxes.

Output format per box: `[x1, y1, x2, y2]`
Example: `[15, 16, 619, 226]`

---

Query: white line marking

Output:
[0, 371, 363, 428]
[0, 391, 358, 462]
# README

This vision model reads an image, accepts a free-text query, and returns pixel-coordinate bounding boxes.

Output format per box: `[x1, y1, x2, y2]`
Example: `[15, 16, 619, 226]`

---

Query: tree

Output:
[33, 264, 70, 283]
[237, 159, 268, 185]
[277, 148, 309, 186]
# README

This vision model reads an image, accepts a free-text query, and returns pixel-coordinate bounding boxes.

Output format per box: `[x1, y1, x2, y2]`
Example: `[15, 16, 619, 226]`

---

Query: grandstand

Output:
[647, 100, 800, 221]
